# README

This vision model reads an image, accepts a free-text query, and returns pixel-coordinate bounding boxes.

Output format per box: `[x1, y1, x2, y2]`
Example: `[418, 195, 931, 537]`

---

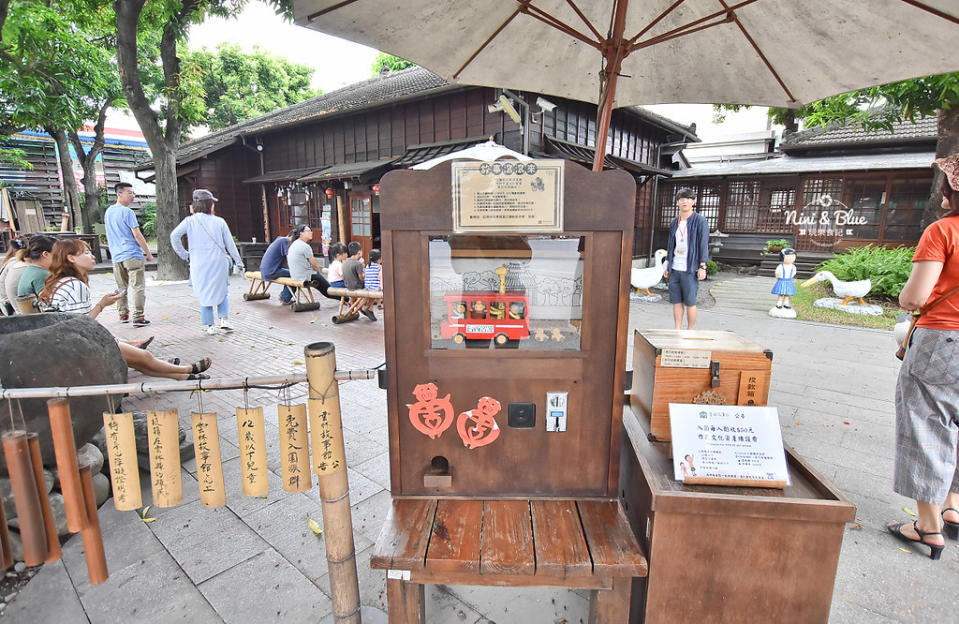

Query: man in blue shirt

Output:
[104, 182, 153, 326]
[260, 227, 299, 304]
[663, 188, 709, 330]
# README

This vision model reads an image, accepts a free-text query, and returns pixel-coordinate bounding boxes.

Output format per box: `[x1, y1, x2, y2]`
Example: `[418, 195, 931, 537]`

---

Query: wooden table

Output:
[371, 497, 648, 623]
[619, 405, 856, 623]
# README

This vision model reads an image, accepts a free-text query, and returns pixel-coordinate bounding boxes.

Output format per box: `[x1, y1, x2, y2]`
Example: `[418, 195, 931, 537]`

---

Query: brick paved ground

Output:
[5, 270, 959, 623]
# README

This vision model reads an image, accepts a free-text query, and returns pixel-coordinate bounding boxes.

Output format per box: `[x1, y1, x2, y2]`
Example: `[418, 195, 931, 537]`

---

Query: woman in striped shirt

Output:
[40, 240, 212, 380]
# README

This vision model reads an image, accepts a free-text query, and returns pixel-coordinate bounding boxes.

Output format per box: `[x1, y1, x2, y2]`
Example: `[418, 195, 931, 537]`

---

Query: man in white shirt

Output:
[663, 188, 710, 329]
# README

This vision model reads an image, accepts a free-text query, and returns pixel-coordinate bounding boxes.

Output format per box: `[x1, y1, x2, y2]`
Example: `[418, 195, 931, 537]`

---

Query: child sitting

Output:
[364, 249, 383, 310]
[326, 242, 348, 288]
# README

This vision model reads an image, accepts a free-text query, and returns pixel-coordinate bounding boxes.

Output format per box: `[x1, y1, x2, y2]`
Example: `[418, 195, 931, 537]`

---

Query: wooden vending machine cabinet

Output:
[379, 161, 636, 497]
[371, 160, 648, 623]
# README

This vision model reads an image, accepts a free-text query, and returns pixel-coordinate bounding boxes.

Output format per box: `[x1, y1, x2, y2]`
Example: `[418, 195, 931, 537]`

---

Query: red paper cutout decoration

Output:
[456, 396, 502, 449]
[407, 383, 454, 439]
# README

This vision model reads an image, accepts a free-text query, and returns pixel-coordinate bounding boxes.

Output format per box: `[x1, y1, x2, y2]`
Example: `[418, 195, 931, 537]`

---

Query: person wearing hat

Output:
[888, 153, 959, 560]
[104, 182, 154, 326]
[170, 189, 244, 335]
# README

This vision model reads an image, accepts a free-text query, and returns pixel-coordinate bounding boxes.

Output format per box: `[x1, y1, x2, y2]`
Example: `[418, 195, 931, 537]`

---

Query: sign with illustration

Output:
[669, 404, 789, 487]
[407, 383, 455, 439]
[456, 396, 503, 449]
[452, 159, 564, 233]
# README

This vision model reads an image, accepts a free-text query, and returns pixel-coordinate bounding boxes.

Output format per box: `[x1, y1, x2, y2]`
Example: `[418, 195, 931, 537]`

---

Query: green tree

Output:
[114, 0, 292, 279]
[1, 0, 116, 229]
[183, 43, 316, 131]
[371, 52, 414, 76]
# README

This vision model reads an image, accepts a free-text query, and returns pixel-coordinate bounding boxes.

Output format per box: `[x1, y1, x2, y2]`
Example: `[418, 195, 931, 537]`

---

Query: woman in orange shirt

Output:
[889, 154, 959, 560]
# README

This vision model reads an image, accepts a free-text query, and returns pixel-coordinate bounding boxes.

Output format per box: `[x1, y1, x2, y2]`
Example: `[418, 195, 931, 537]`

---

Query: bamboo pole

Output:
[0, 486, 13, 570]
[27, 433, 61, 563]
[0, 370, 377, 400]
[47, 399, 88, 532]
[78, 464, 108, 585]
[305, 342, 360, 624]
[1, 431, 47, 566]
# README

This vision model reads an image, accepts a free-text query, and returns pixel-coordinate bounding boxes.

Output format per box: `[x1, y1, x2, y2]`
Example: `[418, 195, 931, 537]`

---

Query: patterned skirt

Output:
[771, 278, 796, 296]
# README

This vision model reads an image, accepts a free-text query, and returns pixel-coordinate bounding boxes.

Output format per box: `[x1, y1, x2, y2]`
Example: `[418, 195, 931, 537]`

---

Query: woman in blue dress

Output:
[772, 248, 797, 309]
[170, 189, 244, 335]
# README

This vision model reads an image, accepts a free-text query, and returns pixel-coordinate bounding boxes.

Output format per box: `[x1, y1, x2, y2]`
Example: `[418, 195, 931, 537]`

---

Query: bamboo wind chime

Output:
[1, 354, 369, 618]
[0, 398, 110, 584]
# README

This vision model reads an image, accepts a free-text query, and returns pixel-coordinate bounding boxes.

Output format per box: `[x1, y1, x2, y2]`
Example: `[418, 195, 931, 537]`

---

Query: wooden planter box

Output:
[618, 406, 855, 624]
[629, 329, 772, 441]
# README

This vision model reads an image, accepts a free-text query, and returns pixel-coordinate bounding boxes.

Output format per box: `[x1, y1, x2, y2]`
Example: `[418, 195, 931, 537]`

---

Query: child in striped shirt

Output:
[364, 249, 382, 292]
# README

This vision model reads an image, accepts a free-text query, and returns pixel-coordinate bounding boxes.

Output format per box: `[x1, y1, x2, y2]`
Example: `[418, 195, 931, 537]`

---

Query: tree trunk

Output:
[70, 103, 110, 231]
[47, 127, 84, 232]
[922, 108, 959, 228]
[114, 0, 188, 280]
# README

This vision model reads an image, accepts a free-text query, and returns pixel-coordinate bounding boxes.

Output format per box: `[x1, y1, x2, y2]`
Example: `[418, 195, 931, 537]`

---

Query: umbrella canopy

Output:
[411, 139, 531, 170]
[294, 0, 959, 169]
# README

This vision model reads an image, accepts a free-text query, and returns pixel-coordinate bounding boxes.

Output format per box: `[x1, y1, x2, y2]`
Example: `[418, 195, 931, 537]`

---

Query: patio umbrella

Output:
[411, 139, 531, 170]
[293, 0, 959, 171]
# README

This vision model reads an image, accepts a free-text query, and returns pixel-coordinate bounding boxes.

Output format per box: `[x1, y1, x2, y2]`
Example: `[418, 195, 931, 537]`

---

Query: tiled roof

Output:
[780, 114, 937, 151]
[141, 66, 699, 169]
[145, 66, 454, 168]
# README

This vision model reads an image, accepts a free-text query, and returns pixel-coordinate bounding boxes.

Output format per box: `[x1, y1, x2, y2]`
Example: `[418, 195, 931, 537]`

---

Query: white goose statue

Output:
[631, 249, 667, 297]
[800, 270, 872, 305]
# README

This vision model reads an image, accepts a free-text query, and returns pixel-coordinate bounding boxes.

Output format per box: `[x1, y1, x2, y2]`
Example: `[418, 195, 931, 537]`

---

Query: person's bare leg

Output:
[892, 500, 944, 546]
[672, 303, 684, 329]
[944, 491, 959, 525]
[118, 342, 196, 380]
[686, 305, 698, 330]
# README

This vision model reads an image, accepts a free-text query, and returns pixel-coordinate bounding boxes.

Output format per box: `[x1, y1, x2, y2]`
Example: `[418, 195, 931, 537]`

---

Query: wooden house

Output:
[146, 66, 698, 261]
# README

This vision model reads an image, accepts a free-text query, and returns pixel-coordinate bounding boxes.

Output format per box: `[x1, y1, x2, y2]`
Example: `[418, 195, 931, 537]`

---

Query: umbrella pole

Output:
[591, 0, 630, 172]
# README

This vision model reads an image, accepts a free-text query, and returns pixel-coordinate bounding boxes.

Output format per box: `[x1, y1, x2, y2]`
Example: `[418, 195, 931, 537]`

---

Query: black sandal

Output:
[167, 358, 180, 365]
[887, 520, 945, 560]
[943, 508, 959, 540]
[186, 373, 210, 381]
[190, 358, 212, 375]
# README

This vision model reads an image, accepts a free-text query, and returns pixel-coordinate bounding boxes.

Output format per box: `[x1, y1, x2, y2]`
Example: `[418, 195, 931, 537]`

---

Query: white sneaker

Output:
[204, 325, 218, 336]
[219, 319, 234, 332]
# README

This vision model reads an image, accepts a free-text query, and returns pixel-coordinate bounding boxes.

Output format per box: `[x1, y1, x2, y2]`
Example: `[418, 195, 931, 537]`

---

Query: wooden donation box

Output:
[372, 160, 647, 623]
[619, 406, 856, 623]
[630, 329, 772, 441]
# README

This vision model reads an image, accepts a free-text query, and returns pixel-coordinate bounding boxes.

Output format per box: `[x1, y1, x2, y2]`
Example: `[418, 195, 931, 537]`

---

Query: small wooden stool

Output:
[371, 497, 647, 623]
[243, 271, 320, 312]
[326, 286, 384, 323]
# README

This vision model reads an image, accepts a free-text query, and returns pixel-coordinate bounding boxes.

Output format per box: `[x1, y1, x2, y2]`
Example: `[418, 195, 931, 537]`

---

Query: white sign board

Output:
[451, 160, 564, 233]
[660, 348, 711, 368]
[669, 404, 790, 486]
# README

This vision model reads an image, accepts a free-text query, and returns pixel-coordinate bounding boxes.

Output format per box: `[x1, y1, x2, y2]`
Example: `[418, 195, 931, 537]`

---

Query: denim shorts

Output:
[668, 270, 699, 306]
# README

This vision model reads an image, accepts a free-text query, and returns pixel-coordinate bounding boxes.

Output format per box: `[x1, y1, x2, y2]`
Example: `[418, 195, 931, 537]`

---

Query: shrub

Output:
[140, 201, 157, 239]
[705, 260, 718, 276]
[816, 245, 914, 299]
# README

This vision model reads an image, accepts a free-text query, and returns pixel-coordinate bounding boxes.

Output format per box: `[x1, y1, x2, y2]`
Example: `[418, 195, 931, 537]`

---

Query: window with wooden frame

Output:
[884, 177, 929, 244]
[724, 180, 760, 231]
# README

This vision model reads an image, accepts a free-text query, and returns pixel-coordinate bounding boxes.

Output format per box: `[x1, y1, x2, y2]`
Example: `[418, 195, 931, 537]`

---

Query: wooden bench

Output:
[326, 286, 384, 324]
[243, 271, 320, 312]
[371, 497, 647, 623]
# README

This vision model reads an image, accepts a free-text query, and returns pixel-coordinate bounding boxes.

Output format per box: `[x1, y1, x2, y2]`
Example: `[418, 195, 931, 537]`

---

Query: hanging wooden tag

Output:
[278, 404, 311, 492]
[308, 397, 346, 476]
[236, 407, 268, 497]
[102, 412, 143, 511]
[147, 410, 183, 507]
[191, 412, 226, 508]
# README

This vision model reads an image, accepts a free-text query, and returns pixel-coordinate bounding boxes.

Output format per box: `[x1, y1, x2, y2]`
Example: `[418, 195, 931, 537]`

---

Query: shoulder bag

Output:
[896, 284, 959, 360]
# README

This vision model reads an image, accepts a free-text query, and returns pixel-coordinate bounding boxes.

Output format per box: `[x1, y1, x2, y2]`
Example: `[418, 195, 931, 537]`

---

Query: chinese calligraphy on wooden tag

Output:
[236, 407, 268, 497]
[191, 412, 226, 508]
[146, 410, 183, 508]
[102, 412, 141, 511]
[278, 404, 311, 492]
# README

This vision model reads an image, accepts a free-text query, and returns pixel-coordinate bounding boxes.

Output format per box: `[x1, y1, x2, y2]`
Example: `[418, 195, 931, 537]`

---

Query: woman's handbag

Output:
[897, 285, 959, 360]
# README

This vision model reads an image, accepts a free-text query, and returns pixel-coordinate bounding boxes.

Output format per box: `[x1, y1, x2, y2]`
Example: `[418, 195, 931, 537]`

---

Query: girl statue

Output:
[772, 247, 798, 309]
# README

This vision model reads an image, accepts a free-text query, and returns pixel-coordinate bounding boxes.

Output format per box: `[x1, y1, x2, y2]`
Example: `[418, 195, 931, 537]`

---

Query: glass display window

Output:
[428, 234, 585, 350]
